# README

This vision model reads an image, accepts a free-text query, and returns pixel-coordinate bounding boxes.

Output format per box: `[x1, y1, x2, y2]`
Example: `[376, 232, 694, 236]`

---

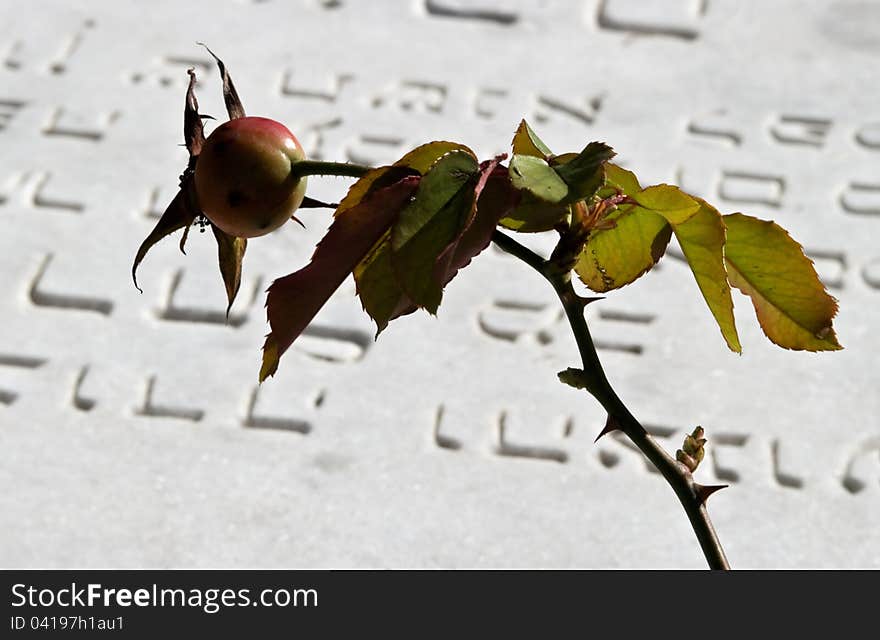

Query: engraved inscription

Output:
[28, 254, 114, 315]
[805, 250, 847, 290]
[29, 172, 86, 212]
[298, 117, 343, 160]
[134, 375, 205, 422]
[854, 122, 880, 149]
[532, 94, 602, 127]
[862, 258, 880, 289]
[279, 70, 353, 102]
[433, 404, 462, 450]
[840, 182, 880, 216]
[494, 410, 568, 463]
[296, 325, 372, 363]
[0, 354, 47, 407]
[42, 107, 121, 142]
[474, 87, 508, 119]
[372, 80, 448, 114]
[0, 99, 26, 131]
[241, 387, 311, 434]
[771, 438, 804, 489]
[423, 0, 518, 26]
[769, 115, 832, 148]
[686, 111, 743, 147]
[154, 269, 260, 328]
[345, 133, 408, 166]
[718, 171, 785, 207]
[3, 40, 23, 70]
[129, 55, 212, 88]
[842, 439, 880, 494]
[709, 432, 749, 483]
[596, 0, 706, 41]
[71, 365, 96, 412]
[46, 19, 96, 74]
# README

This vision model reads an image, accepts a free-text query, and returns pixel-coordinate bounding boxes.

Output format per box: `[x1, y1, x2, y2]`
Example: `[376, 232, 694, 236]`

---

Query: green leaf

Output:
[511, 119, 552, 158]
[575, 208, 671, 292]
[672, 200, 740, 353]
[260, 175, 420, 381]
[434, 158, 517, 285]
[553, 141, 616, 204]
[498, 192, 568, 233]
[211, 224, 247, 317]
[508, 154, 568, 203]
[604, 163, 641, 195]
[723, 213, 841, 351]
[390, 150, 479, 312]
[353, 230, 412, 335]
[633, 185, 701, 225]
[132, 178, 199, 292]
[395, 141, 474, 174]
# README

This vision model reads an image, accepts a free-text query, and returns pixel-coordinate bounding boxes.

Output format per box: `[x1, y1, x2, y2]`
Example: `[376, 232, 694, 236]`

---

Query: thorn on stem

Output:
[694, 483, 727, 506]
[577, 295, 604, 308]
[595, 414, 621, 442]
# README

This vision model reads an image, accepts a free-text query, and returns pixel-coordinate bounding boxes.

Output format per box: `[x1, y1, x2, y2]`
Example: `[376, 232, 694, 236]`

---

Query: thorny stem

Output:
[302, 158, 730, 569]
[491, 230, 730, 570]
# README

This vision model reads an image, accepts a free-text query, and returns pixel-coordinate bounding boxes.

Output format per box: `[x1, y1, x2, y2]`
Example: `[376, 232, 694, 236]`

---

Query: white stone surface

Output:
[0, 0, 877, 568]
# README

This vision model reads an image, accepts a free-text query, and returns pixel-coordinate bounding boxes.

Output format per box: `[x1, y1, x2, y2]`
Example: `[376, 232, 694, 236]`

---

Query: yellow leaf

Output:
[723, 213, 841, 351]
[673, 200, 741, 353]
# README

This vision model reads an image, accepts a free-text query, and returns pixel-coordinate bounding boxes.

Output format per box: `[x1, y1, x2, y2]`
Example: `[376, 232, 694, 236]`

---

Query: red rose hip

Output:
[194, 116, 308, 238]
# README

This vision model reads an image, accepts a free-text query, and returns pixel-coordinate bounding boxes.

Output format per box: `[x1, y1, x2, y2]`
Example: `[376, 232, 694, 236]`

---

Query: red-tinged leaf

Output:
[199, 43, 245, 119]
[211, 224, 247, 316]
[723, 213, 842, 351]
[260, 176, 420, 381]
[435, 157, 516, 284]
[132, 177, 200, 292]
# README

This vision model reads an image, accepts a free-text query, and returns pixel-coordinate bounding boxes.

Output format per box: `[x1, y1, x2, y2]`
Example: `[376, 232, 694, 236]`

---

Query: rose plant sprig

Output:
[133, 50, 841, 569]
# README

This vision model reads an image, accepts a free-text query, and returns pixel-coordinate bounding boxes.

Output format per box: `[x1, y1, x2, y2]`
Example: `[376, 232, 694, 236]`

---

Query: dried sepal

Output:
[183, 68, 205, 163]
[198, 43, 245, 119]
[300, 196, 339, 209]
[211, 224, 247, 317]
[132, 177, 199, 292]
